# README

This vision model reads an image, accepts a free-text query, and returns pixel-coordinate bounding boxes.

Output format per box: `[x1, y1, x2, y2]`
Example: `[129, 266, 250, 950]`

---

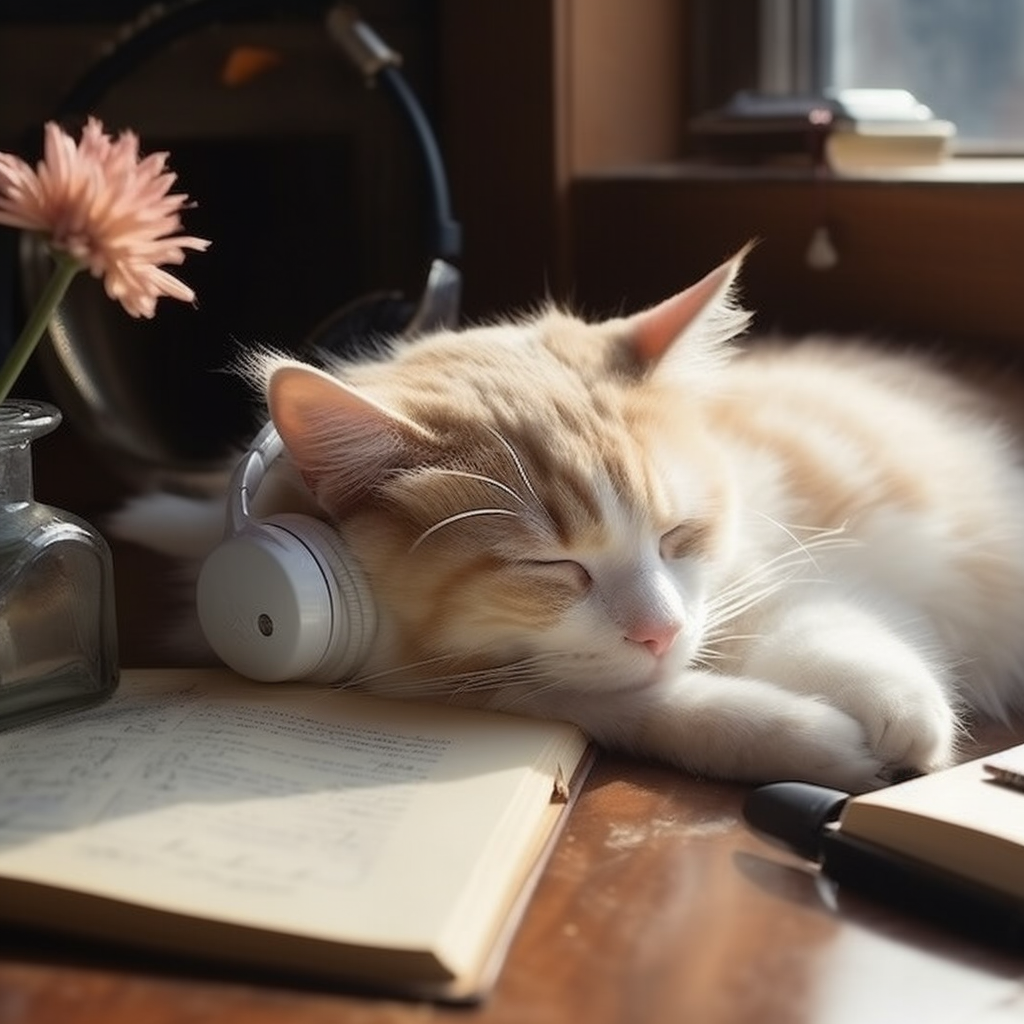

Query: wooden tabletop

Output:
[2, 719, 1022, 1024]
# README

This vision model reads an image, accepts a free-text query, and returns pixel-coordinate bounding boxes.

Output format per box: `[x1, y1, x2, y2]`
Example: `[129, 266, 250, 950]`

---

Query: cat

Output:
[110, 248, 1024, 792]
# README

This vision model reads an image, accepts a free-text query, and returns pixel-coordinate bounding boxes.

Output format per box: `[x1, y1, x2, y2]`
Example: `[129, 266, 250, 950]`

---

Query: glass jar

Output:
[0, 400, 118, 728]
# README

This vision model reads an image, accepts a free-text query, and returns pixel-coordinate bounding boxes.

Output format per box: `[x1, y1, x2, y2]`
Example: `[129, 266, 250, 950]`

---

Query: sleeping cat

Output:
[111, 249, 1024, 792]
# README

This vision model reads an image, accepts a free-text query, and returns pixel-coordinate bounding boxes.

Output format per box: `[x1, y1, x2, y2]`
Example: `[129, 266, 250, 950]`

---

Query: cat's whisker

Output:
[718, 532, 851, 597]
[701, 631, 766, 648]
[694, 632, 768, 669]
[485, 426, 557, 527]
[449, 657, 568, 698]
[451, 676, 534, 703]
[498, 674, 569, 711]
[713, 552, 803, 602]
[347, 650, 573, 704]
[688, 653, 718, 670]
[438, 670, 546, 705]
[347, 651, 470, 687]
[754, 510, 851, 540]
[431, 468, 529, 507]
[754, 510, 851, 542]
[707, 574, 831, 632]
[696, 524, 866, 664]
[362, 664, 506, 693]
[409, 507, 520, 553]
[706, 526, 859, 630]
[692, 645, 731, 664]
[705, 578, 791, 627]
[342, 661, 490, 699]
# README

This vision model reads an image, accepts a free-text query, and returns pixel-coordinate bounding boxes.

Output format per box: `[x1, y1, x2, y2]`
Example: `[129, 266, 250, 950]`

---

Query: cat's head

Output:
[261, 250, 751, 707]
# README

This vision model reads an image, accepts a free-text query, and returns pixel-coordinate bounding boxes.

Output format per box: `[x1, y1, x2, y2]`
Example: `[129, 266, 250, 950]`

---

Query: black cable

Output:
[378, 64, 461, 261]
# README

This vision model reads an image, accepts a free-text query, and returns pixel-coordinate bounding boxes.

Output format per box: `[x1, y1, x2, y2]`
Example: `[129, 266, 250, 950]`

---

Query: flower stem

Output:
[0, 250, 83, 405]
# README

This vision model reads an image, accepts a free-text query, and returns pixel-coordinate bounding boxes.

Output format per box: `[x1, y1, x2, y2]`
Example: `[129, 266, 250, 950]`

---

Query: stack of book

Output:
[691, 87, 956, 174]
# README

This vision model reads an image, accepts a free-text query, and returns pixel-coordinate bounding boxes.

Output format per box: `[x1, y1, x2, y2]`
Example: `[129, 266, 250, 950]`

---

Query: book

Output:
[0, 668, 593, 1001]
[837, 742, 1024, 902]
[690, 86, 956, 173]
[824, 119, 955, 175]
[823, 87, 955, 173]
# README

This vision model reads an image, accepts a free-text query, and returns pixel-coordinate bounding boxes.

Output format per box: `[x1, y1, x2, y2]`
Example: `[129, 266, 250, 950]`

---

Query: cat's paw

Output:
[768, 700, 887, 792]
[854, 683, 958, 778]
[623, 674, 887, 792]
[742, 603, 959, 783]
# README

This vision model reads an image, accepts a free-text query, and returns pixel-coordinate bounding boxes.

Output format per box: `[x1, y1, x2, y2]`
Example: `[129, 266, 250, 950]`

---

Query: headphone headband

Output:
[54, 0, 461, 265]
[226, 420, 284, 535]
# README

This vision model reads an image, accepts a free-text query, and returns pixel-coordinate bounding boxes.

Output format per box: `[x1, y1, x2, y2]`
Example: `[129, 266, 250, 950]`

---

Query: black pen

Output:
[742, 781, 1024, 949]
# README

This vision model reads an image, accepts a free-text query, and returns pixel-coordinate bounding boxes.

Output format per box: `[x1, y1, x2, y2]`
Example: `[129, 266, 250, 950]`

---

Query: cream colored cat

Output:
[112, 250, 1024, 791]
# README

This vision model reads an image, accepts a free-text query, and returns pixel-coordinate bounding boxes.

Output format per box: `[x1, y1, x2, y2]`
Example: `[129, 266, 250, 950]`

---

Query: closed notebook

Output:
[838, 742, 1024, 901]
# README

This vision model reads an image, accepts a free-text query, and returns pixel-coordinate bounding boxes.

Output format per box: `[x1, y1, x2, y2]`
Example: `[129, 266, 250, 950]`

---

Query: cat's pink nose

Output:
[626, 620, 682, 658]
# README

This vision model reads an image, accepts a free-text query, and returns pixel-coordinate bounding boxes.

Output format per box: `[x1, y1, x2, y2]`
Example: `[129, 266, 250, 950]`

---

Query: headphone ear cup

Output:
[269, 513, 378, 681]
[196, 514, 376, 683]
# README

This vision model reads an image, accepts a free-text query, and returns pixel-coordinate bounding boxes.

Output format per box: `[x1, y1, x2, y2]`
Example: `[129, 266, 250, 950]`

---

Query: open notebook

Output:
[0, 668, 594, 1001]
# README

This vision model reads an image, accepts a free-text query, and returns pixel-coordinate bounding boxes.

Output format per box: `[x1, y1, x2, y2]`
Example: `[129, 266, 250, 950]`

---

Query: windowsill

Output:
[569, 154, 1024, 348]
[577, 156, 1024, 185]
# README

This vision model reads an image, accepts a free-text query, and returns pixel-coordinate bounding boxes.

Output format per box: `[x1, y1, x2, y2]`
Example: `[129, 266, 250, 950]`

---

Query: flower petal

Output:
[0, 118, 210, 317]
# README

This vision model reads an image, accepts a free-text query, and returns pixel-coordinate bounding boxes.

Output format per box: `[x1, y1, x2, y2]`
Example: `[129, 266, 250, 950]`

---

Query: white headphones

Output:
[196, 422, 378, 683]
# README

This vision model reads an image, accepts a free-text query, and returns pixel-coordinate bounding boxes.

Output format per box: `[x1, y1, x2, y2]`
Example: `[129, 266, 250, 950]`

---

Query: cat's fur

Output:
[111, 250, 1024, 791]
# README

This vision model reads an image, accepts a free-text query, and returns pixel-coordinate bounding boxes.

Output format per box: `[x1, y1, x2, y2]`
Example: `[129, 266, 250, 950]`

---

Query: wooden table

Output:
[1, 720, 1022, 1024]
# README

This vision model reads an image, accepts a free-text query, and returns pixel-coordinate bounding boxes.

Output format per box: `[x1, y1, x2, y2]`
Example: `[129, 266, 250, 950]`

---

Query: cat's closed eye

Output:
[660, 521, 712, 560]
[520, 559, 592, 591]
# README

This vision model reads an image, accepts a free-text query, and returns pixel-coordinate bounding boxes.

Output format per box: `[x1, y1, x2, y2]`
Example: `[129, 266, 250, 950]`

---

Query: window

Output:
[830, 0, 1024, 148]
[690, 0, 1024, 153]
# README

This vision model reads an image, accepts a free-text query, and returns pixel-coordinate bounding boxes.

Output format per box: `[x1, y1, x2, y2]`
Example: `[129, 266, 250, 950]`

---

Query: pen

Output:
[742, 781, 1024, 949]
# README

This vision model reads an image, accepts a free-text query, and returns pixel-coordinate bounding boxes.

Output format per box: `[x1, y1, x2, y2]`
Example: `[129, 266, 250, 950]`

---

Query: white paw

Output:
[853, 684, 957, 776]
[767, 700, 886, 792]
[744, 611, 958, 783]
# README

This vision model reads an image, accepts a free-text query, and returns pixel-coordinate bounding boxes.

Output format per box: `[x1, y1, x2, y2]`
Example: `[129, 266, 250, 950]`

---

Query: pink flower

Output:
[0, 117, 210, 318]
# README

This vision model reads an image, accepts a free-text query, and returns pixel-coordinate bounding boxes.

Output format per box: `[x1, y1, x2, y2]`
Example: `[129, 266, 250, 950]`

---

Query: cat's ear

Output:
[626, 243, 753, 371]
[267, 362, 430, 512]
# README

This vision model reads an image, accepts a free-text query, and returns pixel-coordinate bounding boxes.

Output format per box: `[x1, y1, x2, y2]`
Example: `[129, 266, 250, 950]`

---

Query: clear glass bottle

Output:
[0, 399, 118, 728]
